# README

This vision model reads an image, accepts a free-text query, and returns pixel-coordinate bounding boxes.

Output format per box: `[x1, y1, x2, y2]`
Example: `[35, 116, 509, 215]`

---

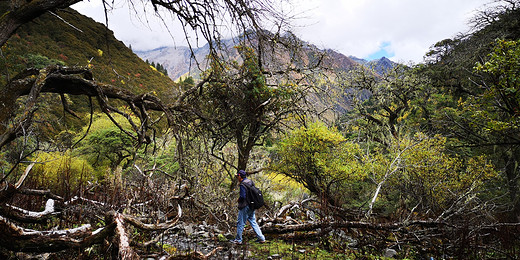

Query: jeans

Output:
[235, 205, 265, 243]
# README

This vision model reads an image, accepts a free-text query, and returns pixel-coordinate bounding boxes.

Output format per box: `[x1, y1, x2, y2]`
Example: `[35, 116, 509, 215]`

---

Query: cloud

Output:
[72, 1, 195, 50]
[366, 41, 394, 60]
[290, 0, 489, 63]
[74, 0, 490, 63]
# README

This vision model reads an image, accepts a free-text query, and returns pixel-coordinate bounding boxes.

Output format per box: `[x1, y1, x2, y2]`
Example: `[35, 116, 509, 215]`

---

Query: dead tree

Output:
[1, 164, 183, 258]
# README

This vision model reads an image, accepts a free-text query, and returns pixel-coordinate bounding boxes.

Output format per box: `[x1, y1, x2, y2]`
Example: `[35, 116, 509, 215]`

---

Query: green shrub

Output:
[25, 53, 65, 69]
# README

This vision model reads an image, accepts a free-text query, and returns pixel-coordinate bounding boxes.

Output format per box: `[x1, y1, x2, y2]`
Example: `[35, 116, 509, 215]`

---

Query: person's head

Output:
[237, 170, 246, 181]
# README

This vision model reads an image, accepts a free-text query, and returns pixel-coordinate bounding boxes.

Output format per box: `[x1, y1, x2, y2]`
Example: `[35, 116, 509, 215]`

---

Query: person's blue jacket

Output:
[238, 178, 253, 209]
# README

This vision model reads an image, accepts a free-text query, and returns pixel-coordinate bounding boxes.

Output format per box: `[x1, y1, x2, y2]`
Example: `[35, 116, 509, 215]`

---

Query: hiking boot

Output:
[255, 239, 267, 243]
[229, 239, 242, 245]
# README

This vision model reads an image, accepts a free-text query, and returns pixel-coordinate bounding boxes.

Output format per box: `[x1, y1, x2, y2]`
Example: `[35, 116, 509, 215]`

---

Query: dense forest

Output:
[1, 0, 520, 259]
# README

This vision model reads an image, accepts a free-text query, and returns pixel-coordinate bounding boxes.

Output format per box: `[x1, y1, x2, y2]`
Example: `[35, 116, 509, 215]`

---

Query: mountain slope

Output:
[349, 56, 396, 74]
[137, 39, 397, 81]
[136, 46, 207, 81]
[0, 4, 174, 98]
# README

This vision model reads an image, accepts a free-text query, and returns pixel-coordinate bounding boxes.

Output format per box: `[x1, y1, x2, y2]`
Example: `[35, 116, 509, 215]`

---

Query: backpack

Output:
[243, 182, 265, 210]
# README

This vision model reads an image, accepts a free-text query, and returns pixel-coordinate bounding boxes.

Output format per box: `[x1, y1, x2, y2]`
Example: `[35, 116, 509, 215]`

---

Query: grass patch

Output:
[247, 239, 356, 259]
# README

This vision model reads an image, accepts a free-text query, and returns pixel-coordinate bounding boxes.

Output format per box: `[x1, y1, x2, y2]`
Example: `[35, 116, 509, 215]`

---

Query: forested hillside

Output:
[1, 0, 520, 259]
[0, 3, 174, 96]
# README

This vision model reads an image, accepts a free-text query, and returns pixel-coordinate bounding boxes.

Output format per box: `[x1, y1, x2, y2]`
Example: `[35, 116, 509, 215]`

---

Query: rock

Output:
[184, 224, 193, 235]
[198, 224, 207, 231]
[156, 209, 166, 221]
[346, 236, 358, 247]
[268, 254, 281, 259]
[329, 229, 348, 240]
[384, 248, 397, 258]
[328, 229, 358, 247]
[306, 210, 316, 221]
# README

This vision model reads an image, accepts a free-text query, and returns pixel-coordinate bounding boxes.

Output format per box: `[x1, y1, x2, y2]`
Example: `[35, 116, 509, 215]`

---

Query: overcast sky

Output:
[72, 0, 492, 63]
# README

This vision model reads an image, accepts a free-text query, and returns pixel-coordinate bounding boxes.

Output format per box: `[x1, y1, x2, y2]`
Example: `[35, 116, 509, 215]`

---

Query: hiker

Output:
[230, 170, 266, 244]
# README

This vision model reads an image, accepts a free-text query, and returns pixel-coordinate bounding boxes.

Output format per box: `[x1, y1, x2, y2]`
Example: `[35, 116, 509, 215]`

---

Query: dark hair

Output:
[237, 170, 247, 178]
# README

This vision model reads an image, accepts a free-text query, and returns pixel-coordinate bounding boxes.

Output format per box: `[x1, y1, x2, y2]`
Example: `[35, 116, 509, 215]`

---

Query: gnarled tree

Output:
[0, 0, 295, 257]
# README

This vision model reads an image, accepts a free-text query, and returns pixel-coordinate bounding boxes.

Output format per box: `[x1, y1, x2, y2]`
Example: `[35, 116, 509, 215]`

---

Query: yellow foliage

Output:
[272, 122, 367, 205]
[77, 113, 133, 138]
[31, 151, 95, 194]
[388, 134, 498, 211]
[97, 49, 103, 57]
[267, 172, 304, 191]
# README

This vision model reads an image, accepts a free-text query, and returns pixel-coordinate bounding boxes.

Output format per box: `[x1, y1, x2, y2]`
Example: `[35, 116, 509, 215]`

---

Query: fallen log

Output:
[1, 181, 62, 205]
[18, 188, 63, 201]
[262, 220, 451, 234]
[124, 204, 182, 231]
[0, 214, 115, 253]
[0, 197, 182, 254]
[1, 199, 56, 223]
[114, 213, 139, 260]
